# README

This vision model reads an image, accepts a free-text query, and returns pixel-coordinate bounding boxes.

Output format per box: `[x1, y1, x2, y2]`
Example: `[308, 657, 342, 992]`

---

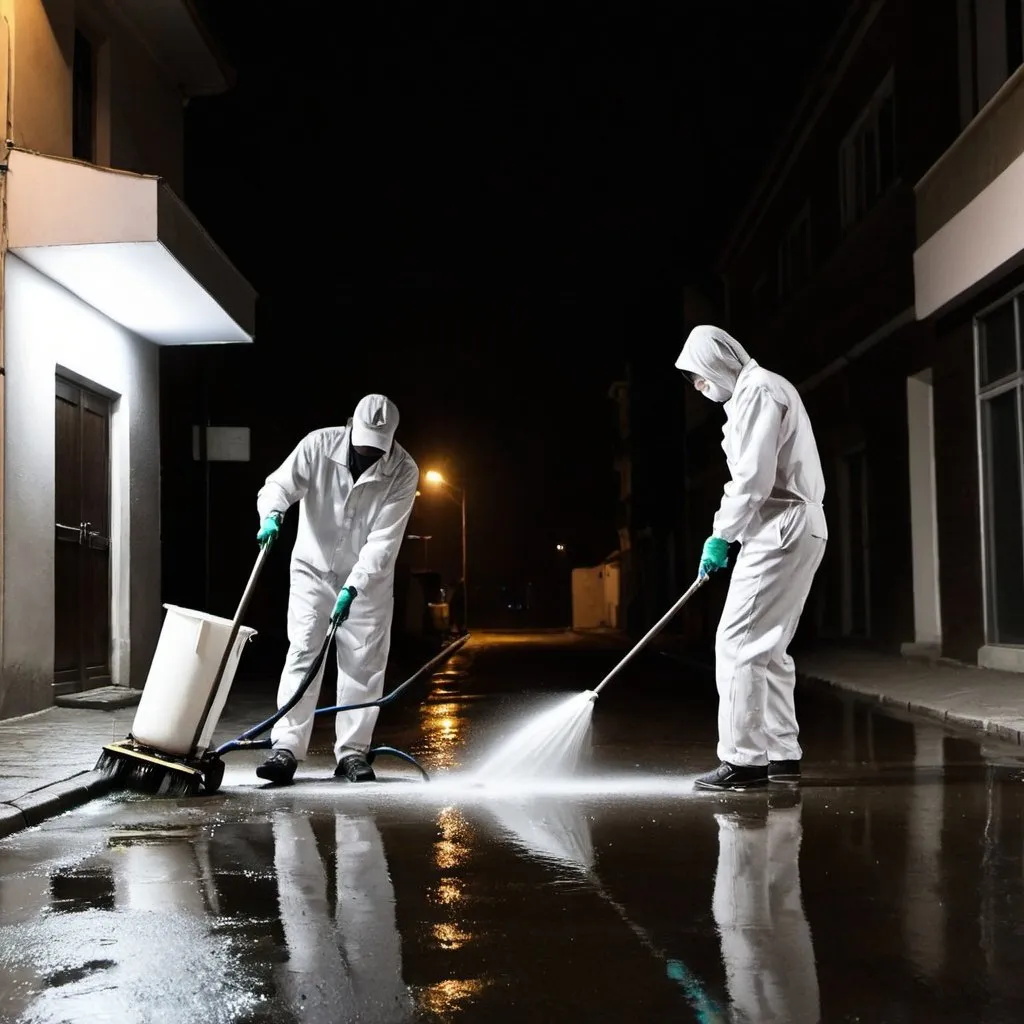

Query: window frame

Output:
[838, 68, 897, 233]
[973, 286, 1024, 647]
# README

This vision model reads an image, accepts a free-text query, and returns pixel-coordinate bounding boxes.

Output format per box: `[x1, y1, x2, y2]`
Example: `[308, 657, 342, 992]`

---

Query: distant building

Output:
[610, 285, 717, 636]
[571, 553, 621, 631]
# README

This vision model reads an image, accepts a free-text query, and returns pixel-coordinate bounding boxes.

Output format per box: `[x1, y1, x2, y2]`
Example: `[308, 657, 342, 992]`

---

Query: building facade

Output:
[688, 0, 1012, 664]
[913, 1, 1024, 671]
[0, 0, 255, 718]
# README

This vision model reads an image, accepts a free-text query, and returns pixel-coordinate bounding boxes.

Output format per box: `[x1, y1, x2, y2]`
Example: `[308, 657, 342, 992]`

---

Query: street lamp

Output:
[423, 469, 468, 632]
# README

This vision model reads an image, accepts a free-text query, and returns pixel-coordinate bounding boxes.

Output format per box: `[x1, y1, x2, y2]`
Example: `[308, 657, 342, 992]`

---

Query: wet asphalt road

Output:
[4, 631, 1024, 1023]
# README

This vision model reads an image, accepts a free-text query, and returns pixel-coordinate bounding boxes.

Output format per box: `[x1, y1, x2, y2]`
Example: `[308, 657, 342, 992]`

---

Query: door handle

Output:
[55, 522, 83, 543]
[81, 521, 110, 551]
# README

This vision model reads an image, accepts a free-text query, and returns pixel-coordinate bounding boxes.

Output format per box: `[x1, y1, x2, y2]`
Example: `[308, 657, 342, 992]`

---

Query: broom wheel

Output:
[202, 757, 225, 795]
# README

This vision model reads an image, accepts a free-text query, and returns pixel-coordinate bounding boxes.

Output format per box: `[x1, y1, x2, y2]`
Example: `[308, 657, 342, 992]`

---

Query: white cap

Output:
[351, 394, 399, 452]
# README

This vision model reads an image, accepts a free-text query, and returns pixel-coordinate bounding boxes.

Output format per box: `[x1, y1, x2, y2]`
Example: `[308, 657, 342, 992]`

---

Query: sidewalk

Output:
[796, 647, 1024, 744]
[654, 636, 1024, 745]
[0, 635, 469, 842]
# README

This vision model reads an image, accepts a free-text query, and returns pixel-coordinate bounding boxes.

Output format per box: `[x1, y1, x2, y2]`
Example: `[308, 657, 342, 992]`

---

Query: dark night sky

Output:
[182, 1, 849, 590]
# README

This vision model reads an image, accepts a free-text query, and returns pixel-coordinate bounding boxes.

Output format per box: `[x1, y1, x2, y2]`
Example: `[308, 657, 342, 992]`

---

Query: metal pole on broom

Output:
[590, 575, 708, 698]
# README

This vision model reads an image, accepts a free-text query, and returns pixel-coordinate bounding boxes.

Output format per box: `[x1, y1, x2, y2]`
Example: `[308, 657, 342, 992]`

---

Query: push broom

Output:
[94, 542, 273, 796]
[97, 531, 468, 795]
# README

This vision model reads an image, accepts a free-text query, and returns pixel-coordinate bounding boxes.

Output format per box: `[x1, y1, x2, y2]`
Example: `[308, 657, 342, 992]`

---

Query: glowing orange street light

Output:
[423, 469, 468, 631]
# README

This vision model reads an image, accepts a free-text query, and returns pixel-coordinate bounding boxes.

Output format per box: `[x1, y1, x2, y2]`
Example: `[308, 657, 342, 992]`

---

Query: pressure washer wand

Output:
[590, 575, 708, 699]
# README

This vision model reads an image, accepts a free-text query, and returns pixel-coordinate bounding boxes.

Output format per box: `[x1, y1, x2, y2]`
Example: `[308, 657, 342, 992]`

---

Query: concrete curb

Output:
[655, 643, 1024, 747]
[0, 633, 473, 844]
[0, 770, 116, 841]
[801, 672, 1024, 746]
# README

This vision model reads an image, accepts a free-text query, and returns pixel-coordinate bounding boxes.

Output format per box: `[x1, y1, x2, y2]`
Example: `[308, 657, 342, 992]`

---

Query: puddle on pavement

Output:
[4, 640, 1024, 1022]
[4, 756, 1024, 1022]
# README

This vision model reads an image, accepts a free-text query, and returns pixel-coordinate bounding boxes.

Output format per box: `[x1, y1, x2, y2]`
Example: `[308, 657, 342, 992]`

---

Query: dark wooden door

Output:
[54, 378, 111, 693]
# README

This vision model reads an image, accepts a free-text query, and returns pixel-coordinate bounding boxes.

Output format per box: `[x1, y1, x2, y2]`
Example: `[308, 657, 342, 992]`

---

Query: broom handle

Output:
[188, 542, 272, 756]
[592, 575, 707, 696]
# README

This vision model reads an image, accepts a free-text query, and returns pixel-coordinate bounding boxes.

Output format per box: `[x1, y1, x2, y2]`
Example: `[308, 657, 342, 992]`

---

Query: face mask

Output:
[701, 381, 731, 404]
[349, 445, 383, 479]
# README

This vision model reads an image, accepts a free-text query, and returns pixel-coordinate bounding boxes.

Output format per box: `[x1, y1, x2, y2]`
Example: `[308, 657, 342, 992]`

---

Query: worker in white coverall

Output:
[253, 394, 419, 785]
[675, 325, 827, 792]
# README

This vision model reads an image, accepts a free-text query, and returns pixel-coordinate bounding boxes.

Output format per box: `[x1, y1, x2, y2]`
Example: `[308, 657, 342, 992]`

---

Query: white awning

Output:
[6, 148, 255, 346]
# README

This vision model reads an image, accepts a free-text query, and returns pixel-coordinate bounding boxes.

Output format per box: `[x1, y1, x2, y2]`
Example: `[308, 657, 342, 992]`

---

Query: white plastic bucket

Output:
[131, 604, 257, 757]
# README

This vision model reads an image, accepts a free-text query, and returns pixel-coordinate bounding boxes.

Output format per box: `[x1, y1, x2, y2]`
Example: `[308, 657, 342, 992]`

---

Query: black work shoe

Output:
[768, 759, 801, 785]
[694, 761, 769, 792]
[256, 749, 297, 785]
[334, 754, 376, 783]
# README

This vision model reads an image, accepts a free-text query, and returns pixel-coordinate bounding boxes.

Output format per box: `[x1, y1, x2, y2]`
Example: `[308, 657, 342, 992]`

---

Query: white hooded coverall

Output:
[257, 395, 419, 762]
[676, 326, 827, 767]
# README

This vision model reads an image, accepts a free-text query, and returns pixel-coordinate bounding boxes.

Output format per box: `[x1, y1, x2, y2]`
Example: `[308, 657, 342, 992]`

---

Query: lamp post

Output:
[424, 469, 468, 632]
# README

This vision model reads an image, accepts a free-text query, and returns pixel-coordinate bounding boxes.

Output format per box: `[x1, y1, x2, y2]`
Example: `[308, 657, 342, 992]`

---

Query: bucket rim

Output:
[161, 603, 258, 637]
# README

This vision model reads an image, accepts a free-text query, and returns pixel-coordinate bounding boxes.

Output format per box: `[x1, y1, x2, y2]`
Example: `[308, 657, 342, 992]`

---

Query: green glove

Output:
[699, 536, 729, 578]
[331, 586, 357, 625]
[256, 514, 281, 548]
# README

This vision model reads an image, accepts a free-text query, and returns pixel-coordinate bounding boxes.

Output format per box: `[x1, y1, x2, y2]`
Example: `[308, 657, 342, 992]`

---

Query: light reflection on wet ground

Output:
[3, 632, 1024, 1022]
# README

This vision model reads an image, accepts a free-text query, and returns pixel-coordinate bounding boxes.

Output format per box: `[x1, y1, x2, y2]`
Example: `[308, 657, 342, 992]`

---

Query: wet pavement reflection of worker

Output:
[712, 792, 820, 1023]
[272, 810, 413, 1023]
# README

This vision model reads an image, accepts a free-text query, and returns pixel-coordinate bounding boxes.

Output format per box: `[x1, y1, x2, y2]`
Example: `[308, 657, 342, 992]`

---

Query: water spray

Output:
[470, 576, 709, 784]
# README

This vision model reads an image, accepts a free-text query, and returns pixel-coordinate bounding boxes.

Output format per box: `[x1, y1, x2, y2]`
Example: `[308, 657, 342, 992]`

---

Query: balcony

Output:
[7, 148, 254, 344]
[917, 64, 1024, 246]
[914, 64, 1024, 319]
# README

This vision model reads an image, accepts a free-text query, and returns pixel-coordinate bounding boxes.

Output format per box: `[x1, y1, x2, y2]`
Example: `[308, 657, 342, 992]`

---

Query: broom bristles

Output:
[96, 744, 203, 798]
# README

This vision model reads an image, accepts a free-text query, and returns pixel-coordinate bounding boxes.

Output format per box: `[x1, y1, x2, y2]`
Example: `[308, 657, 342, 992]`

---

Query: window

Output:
[976, 294, 1024, 646]
[958, 0, 1024, 123]
[839, 70, 896, 232]
[72, 29, 95, 162]
[778, 204, 811, 301]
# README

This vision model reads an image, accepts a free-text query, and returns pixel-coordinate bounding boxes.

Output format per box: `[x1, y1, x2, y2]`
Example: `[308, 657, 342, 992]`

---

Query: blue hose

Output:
[212, 632, 469, 778]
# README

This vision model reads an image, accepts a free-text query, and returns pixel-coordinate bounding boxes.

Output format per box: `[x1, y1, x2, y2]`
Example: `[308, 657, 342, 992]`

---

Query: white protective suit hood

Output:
[675, 325, 752, 403]
[351, 394, 399, 453]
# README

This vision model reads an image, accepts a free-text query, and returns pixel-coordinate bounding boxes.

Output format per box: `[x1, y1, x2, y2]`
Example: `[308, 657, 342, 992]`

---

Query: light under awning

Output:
[6, 148, 255, 346]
